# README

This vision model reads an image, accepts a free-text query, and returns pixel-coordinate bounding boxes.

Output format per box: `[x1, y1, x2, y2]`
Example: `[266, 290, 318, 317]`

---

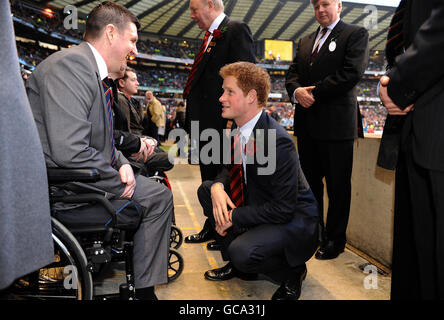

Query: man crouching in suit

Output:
[198, 62, 319, 300]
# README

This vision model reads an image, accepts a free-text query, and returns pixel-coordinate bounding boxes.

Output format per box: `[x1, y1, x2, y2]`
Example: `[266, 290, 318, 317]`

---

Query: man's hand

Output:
[215, 218, 233, 237]
[119, 163, 136, 198]
[211, 183, 236, 227]
[294, 86, 316, 108]
[379, 76, 414, 115]
[132, 138, 156, 163]
[132, 138, 149, 162]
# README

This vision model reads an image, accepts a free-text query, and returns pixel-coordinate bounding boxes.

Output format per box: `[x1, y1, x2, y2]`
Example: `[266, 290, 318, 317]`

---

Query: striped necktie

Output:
[385, 0, 407, 69]
[183, 31, 211, 99]
[102, 77, 117, 167]
[311, 27, 328, 61]
[230, 131, 245, 207]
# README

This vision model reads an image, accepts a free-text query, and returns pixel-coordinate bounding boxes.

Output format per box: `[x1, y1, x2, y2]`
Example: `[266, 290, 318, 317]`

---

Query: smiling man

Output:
[197, 62, 319, 300]
[285, 0, 369, 260]
[26, 1, 173, 300]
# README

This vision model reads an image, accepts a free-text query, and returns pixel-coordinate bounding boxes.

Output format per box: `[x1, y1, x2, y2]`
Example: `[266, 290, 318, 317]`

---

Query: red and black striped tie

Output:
[102, 77, 117, 167]
[183, 31, 211, 99]
[230, 132, 244, 207]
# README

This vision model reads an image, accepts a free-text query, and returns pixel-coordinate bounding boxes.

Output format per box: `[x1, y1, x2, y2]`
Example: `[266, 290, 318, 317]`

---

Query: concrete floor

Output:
[95, 152, 391, 300]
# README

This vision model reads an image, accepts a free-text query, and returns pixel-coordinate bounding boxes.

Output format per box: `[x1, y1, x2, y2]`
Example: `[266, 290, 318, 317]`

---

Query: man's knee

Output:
[197, 180, 213, 205]
[228, 239, 261, 274]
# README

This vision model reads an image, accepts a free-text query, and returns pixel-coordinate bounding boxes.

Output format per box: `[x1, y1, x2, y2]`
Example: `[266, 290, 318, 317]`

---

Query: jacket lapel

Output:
[81, 42, 110, 141]
[192, 16, 230, 86]
[313, 20, 345, 62]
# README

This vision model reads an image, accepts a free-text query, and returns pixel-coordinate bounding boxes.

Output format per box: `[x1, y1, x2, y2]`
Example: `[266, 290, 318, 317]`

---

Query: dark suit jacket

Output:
[185, 16, 256, 134]
[286, 20, 369, 140]
[214, 111, 319, 266]
[384, 0, 444, 171]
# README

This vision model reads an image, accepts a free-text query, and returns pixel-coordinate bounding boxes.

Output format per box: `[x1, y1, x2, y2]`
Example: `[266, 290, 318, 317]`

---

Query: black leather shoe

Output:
[207, 241, 222, 251]
[204, 263, 258, 281]
[315, 240, 345, 260]
[271, 265, 307, 300]
[204, 263, 236, 281]
[185, 220, 215, 243]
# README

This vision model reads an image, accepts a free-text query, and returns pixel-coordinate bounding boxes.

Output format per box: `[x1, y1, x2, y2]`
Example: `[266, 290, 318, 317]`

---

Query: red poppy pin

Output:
[212, 26, 227, 40]
[212, 29, 223, 40]
[245, 139, 257, 156]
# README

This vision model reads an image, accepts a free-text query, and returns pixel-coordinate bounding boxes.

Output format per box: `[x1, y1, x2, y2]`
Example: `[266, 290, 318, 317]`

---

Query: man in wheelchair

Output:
[25, 1, 173, 300]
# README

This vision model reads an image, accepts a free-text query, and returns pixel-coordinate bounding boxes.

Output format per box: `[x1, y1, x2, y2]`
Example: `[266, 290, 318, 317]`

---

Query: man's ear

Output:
[104, 24, 116, 43]
[247, 89, 258, 104]
[118, 78, 124, 88]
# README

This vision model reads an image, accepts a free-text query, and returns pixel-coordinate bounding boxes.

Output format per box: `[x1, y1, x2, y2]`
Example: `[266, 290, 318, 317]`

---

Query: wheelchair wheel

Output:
[168, 249, 184, 283]
[170, 225, 183, 249]
[5, 218, 93, 300]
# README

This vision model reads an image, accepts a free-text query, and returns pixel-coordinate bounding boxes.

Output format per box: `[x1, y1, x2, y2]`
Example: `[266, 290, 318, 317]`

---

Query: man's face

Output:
[219, 76, 251, 125]
[120, 71, 139, 96]
[109, 22, 138, 73]
[190, 0, 213, 31]
[313, 0, 341, 27]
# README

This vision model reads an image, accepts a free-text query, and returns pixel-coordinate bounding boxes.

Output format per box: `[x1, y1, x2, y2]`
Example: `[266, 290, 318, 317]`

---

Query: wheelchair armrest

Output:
[47, 168, 101, 183]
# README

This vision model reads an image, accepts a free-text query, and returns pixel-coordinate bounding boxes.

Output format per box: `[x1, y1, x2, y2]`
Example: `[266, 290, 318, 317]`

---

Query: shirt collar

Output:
[208, 12, 226, 34]
[86, 42, 108, 80]
[239, 109, 263, 141]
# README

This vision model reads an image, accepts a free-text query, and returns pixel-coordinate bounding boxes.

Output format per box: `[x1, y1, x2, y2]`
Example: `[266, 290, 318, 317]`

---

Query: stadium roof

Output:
[45, 0, 396, 50]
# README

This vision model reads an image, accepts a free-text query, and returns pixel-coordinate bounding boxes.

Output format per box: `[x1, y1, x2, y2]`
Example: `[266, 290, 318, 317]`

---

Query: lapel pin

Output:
[329, 40, 336, 52]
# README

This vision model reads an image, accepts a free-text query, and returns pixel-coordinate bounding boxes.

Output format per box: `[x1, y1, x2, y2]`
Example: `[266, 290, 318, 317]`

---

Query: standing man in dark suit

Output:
[183, 0, 256, 245]
[285, 0, 368, 260]
[199, 62, 319, 300]
[26, 2, 172, 300]
[378, 0, 444, 300]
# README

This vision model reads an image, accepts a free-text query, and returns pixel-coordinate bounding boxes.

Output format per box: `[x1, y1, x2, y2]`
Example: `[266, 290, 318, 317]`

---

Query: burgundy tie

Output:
[183, 31, 211, 99]
[230, 132, 244, 207]
[311, 27, 328, 61]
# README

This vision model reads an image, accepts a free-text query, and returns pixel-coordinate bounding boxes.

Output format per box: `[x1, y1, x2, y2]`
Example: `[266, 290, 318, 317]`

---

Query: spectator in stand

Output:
[145, 91, 164, 144]
[175, 101, 187, 157]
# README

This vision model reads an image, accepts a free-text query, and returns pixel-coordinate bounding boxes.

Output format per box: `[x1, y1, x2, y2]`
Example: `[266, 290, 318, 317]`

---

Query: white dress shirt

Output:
[311, 17, 341, 54]
[86, 42, 108, 81]
[204, 12, 226, 52]
[238, 109, 263, 184]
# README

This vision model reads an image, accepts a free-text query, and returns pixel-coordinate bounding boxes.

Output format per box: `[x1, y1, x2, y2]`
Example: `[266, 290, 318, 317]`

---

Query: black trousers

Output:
[391, 136, 444, 299]
[197, 181, 304, 282]
[296, 136, 354, 246]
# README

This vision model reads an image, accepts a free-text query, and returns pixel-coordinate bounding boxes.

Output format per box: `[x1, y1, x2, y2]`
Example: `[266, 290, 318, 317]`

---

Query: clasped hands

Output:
[294, 86, 316, 108]
[379, 75, 414, 115]
[131, 137, 157, 162]
[210, 183, 236, 237]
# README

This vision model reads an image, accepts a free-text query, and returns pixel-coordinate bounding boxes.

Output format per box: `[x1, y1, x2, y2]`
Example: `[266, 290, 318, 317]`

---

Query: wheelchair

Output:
[2, 168, 184, 300]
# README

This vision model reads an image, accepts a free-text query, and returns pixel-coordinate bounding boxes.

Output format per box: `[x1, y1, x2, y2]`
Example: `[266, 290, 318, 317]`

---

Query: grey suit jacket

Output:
[0, 1, 53, 289]
[27, 42, 129, 196]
